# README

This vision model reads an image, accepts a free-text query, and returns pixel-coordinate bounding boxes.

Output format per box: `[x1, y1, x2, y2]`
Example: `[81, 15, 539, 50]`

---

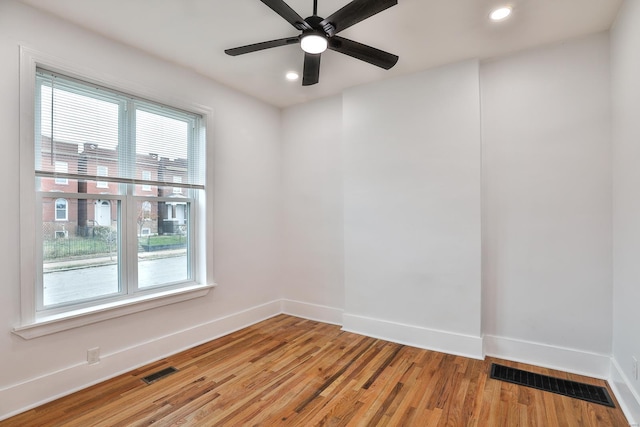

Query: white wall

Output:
[481, 33, 613, 376]
[3, 0, 639, 421]
[278, 27, 638, 420]
[281, 96, 344, 323]
[280, 34, 618, 377]
[342, 60, 483, 358]
[0, 0, 282, 419]
[611, 0, 640, 422]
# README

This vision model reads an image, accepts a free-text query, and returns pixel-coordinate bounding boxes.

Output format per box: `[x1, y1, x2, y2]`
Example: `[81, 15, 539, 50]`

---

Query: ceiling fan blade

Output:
[260, 0, 311, 31]
[320, 0, 397, 35]
[328, 36, 398, 69]
[225, 37, 300, 56]
[303, 53, 321, 86]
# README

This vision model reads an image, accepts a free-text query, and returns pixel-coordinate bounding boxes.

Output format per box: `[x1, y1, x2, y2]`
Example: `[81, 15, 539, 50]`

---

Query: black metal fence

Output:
[43, 237, 113, 260]
[43, 234, 184, 261]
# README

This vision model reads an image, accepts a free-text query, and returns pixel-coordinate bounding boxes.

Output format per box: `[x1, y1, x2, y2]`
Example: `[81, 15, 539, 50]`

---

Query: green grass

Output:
[140, 235, 185, 246]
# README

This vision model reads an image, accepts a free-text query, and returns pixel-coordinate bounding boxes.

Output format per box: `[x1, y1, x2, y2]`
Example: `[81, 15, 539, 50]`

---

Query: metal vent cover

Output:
[490, 364, 614, 407]
[141, 366, 178, 385]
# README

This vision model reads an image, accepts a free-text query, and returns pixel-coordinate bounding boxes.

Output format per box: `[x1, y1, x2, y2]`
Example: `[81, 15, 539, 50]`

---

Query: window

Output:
[54, 198, 68, 221]
[15, 58, 212, 338]
[141, 170, 152, 191]
[54, 161, 68, 185]
[96, 165, 109, 188]
[173, 176, 182, 194]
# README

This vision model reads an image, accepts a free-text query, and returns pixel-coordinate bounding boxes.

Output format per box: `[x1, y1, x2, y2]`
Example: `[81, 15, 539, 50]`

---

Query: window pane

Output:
[42, 198, 120, 307]
[33, 69, 204, 316]
[172, 176, 182, 194]
[136, 108, 188, 160]
[54, 161, 68, 185]
[36, 71, 203, 188]
[141, 170, 152, 191]
[39, 83, 120, 148]
[36, 77, 121, 188]
[55, 198, 68, 221]
[135, 107, 200, 188]
[137, 199, 189, 289]
[96, 165, 109, 188]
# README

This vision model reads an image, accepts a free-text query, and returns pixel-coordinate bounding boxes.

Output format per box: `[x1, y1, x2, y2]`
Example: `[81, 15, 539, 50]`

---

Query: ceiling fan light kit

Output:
[301, 33, 328, 54]
[225, 0, 399, 86]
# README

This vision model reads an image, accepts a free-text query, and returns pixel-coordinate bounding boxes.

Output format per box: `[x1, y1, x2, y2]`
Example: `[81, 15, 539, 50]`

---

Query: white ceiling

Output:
[19, 0, 622, 108]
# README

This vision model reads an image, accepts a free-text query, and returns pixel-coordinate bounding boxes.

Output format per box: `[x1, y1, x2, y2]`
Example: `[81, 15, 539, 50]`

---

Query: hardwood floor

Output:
[2, 315, 629, 426]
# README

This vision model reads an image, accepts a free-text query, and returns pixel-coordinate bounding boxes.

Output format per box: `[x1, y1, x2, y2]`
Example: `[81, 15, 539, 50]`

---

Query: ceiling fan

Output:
[225, 0, 399, 86]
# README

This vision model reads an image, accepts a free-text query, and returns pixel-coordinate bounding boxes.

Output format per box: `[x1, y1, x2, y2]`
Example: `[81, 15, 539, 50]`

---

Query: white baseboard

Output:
[610, 358, 640, 426]
[342, 313, 483, 359]
[0, 300, 281, 421]
[483, 334, 611, 379]
[280, 299, 343, 325]
[5, 302, 634, 424]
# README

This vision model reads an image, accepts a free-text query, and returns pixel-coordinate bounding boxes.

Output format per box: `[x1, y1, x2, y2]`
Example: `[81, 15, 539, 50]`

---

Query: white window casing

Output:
[15, 47, 215, 339]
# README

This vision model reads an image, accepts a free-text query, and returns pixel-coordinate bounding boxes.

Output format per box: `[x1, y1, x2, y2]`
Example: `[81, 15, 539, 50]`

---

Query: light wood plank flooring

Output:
[1, 315, 629, 426]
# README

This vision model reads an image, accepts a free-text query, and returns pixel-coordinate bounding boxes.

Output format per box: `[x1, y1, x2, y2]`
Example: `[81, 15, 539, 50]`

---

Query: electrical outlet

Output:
[87, 347, 100, 365]
[633, 356, 638, 381]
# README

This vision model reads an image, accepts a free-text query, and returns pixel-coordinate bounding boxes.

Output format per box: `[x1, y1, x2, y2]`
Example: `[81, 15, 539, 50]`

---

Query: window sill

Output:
[12, 282, 216, 339]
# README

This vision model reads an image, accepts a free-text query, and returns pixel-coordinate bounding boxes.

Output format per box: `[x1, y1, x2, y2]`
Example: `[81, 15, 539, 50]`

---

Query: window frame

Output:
[96, 165, 109, 189]
[54, 161, 68, 185]
[141, 170, 152, 191]
[54, 198, 68, 221]
[173, 176, 183, 194]
[15, 47, 215, 339]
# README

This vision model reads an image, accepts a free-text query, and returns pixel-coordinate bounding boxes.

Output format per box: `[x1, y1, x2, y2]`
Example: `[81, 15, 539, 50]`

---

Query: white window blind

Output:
[35, 69, 205, 190]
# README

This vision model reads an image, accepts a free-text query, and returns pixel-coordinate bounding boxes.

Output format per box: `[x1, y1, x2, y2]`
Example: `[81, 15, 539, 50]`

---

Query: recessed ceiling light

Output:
[286, 71, 299, 81]
[490, 6, 512, 21]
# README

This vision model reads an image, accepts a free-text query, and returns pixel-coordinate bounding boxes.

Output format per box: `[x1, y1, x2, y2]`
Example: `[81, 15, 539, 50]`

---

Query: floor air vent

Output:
[490, 364, 615, 407]
[141, 367, 178, 385]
